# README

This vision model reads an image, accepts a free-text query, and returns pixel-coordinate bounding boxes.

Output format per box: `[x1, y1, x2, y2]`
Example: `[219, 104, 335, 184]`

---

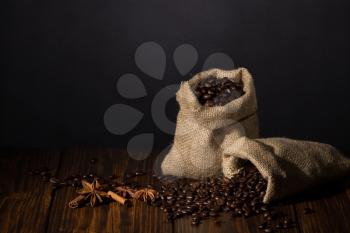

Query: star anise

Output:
[77, 179, 108, 207]
[133, 188, 158, 202]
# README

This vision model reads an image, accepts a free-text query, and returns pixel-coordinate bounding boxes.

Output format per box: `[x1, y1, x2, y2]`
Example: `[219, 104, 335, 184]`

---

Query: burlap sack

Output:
[222, 136, 350, 203]
[161, 68, 259, 178]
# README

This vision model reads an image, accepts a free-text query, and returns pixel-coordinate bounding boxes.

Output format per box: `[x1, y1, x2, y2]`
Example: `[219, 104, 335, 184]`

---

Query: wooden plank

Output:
[173, 203, 299, 233]
[1, 148, 349, 233]
[0, 149, 61, 233]
[294, 183, 350, 233]
[120, 151, 173, 233]
[46, 148, 129, 233]
[46, 148, 173, 233]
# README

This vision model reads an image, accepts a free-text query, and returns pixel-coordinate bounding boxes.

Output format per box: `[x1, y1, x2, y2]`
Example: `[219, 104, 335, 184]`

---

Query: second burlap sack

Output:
[222, 137, 350, 203]
[161, 68, 259, 178]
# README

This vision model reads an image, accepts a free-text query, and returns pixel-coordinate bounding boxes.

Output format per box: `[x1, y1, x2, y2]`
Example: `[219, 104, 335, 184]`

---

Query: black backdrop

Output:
[1, 0, 350, 151]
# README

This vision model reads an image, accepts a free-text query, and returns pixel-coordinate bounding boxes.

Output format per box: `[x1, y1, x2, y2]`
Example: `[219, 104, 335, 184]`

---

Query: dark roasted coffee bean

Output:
[33, 169, 40, 175]
[49, 178, 60, 184]
[136, 171, 145, 176]
[191, 220, 199, 225]
[90, 158, 97, 164]
[258, 222, 267, 229]
[260, 205, 269, 212]
[264, 228, 273, 233]
[235, 207, 243, 215]
[194, 77, 244, 106]
[209, 211, 218, 217]
[201, 211, 209, 217]
[40, 171, 48, 176]
[167, 213, 174, 221]
[275, 223, 283, 229]
[283, 218, 290, 225]
[216, 198, 225, 206]
[202, 94, 211, 100]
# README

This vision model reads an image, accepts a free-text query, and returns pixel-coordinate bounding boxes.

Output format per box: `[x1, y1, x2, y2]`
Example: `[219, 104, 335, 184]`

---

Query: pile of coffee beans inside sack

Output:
[194, 76, 244, 106]
[29, 161, 315, 232]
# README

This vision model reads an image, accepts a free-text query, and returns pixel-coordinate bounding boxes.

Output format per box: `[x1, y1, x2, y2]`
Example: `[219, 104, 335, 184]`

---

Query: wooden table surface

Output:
[0, 148, 349, 233]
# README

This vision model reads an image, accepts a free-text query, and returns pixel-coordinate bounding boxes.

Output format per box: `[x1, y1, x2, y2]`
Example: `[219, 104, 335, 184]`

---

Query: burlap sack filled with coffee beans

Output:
[222, 136, 350, 203]
[161, 68, 259, 178]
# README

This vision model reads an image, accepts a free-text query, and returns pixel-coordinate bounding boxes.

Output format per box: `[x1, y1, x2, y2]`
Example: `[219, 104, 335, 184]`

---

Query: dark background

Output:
[1, 0, 349, 151]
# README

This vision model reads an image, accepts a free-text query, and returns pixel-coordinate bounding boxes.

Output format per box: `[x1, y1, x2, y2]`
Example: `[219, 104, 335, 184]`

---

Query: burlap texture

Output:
[161, 68, 259, 178]
[222, 137, 350, 203]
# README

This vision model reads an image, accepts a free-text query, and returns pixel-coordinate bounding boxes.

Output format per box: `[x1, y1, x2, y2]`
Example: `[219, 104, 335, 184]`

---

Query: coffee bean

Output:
[209, 211, 218, 217]
[202, 94, 211, 100]
[258, 222, 267, 229]
[201, 211, 209, 217]
[283, 218, 290, 225]
[125, 173, 135, 179]
[275, 223, 283, 229]
[40, 171, 48, 176]
[135, 170, 146, 176]
[90, 158, 97, 164]
[49, 178, 60, 184]
[194, 76, 244, 106]
[30, 160, 298, 231]
[191, 220, 199, 225]
[33, 169, 40, 175]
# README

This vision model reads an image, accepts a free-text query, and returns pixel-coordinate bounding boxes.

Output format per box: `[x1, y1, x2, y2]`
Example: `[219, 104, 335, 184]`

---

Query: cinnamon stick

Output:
[68, 195, 86, 208]
[108, 191, 131, 206]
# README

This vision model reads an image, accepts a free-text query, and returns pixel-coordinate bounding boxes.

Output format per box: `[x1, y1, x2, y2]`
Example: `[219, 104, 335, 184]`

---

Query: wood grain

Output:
[0, 149, 61, 233]
[0, 148, 349, 233]
[46, 148, 128, 233]
[173, 202, 300, 233]
[294, 182, 350, 233]
[119, 151, 173, 233]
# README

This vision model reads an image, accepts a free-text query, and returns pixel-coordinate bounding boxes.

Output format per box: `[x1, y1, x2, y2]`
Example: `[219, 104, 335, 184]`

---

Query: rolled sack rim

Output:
[176, 67, 258, 121]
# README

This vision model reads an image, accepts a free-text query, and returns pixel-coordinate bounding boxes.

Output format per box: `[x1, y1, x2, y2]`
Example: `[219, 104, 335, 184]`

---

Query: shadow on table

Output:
[278, 173, 350, 205]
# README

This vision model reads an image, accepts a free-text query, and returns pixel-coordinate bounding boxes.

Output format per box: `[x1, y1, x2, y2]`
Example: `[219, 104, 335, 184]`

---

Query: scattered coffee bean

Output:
[49, 178, 60, 184]
[283, 218, 290, 225]
[258, 222, 267, 229]
[90, 158, 97, 164]
[30, 162, 297, 231]
[135, 170, 146, 176]
[125, 173, 136, 179]
[275, 222, 283, 229]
